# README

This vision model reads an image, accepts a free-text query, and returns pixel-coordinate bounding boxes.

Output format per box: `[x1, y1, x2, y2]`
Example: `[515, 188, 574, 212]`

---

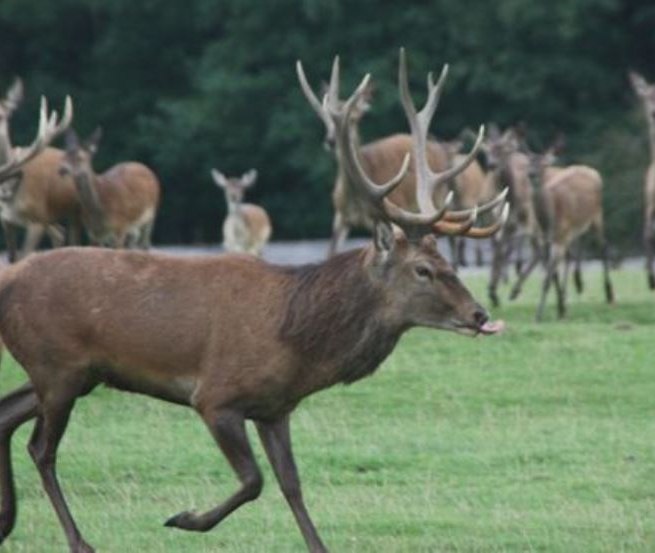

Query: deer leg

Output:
[455, 237, 467, 268]
[2, 220, 18, 263]
[165, 408, 263, 532]
[138, 221, 155, 250]
[0, 384, 39, 543]
[514, 234, 524, 275]
[46, 225, 66, 248]
[475, 241, 484, 267]
[19, 223, 45, 260]
[27, 394, 94, 553]
[488, 235, 505, 307]
[67, 220, 82, 246]
[509, 237, 542, 300]
[573, 242, 584, 294]
[536, 245, 562, 322]
[554, 264, 566, 319]
[256, 416, 327, 553]
[328, 213, 349, 257]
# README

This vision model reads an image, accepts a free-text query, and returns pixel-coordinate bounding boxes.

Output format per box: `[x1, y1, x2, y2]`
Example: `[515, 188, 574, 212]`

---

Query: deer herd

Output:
[0, 50, 649, 552]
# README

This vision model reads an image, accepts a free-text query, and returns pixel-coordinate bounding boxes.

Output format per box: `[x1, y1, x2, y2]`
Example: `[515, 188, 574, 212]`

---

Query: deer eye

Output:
[414, 264, 433, 280]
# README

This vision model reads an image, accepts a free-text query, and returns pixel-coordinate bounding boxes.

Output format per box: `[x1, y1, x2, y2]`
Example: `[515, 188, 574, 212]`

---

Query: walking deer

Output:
[0, 50, 507, 553]
[59, 128, 160, 249]
[0, 84, 77, 261]
[211, 168, 272, 256]
[298, 59, 486, 257]
[507, 140, 614, 320]
[629, 71, 655, 289]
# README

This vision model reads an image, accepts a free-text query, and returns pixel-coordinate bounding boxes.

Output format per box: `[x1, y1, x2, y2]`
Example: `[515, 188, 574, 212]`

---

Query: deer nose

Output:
[473, 308, 489, 328]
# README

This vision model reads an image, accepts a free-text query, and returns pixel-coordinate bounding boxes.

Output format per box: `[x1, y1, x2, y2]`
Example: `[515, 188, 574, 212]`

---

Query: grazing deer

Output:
[0, 83, 77, 262]
[629, 71, 655, 289]
[211, 168, 272, 256]
[0, 50, 507, 553]
[298, 59, 485, 257]
[59, 128, 160, 249]
[507, 141, 614, 320]
[482, 125, 540, 306]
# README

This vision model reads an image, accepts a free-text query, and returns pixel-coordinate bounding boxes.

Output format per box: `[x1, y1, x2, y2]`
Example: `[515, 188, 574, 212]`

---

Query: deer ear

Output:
[64, 128, 79, 152]
[241, 169, 258, 188]
[85, 127, 102, 154]
[211, 168, 229, 188]
[373, 222, 396, 256]
[629, 71, 649, 97]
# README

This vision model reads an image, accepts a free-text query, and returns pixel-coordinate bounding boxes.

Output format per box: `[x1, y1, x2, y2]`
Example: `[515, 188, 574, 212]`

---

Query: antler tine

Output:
[433, 205, 478, 236]
[442, 187, 509, 222]
[434, 124, 485, 187]
[327, 55, 340, 106]
[435, 202, 509, 238]
[296, 60, 335, 135]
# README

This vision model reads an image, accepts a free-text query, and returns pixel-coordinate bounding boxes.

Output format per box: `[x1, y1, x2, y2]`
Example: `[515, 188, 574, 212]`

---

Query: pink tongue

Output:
[480, 319, 506, 335]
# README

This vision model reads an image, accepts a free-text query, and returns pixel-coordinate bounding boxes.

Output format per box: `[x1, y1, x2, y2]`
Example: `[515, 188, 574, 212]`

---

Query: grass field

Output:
[0, 267, 653, 552]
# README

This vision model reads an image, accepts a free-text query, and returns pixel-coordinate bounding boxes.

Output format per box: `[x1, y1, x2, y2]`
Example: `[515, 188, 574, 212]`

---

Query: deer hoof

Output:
[164, 510, 203, 532]
[73, 541, 95, 553]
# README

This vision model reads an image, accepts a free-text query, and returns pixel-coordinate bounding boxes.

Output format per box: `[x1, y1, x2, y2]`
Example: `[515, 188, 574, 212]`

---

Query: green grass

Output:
[1, 267, 654, 552]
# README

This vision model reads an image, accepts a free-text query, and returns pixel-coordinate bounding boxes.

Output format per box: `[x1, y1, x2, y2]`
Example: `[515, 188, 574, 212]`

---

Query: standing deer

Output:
[507, 141, 614, 320]
[629, 71, 655, 289]
[0, 83, 77, 261]
[298, 59, 488, 257]
[59, 128, 160, 249]
[211, 168, 272, 256]
[0, 50, 507, 553]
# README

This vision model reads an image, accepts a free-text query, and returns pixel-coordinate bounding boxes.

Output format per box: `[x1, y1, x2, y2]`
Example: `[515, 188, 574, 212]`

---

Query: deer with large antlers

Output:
[297, 59, 500, 257]
[0, 83, 76, 261]
[59, 128, 160, 249]
[0, 50, 506, 553]
[629, 71, 655, 289]
[211, 168, 272, 256]
[507, 139, 614, 320]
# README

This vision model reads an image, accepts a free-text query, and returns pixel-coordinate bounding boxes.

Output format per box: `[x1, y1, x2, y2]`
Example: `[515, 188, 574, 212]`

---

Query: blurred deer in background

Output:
[0, 81, 77, 261]
[0, 49, 507, 553]
[211, 168, 272, 256]
[629, 71, 655, 289]
[482, 125, 539, 306]
[298, 59, 493, 258]
[59, 128, 160, 249]
[508, 138, 614, 320]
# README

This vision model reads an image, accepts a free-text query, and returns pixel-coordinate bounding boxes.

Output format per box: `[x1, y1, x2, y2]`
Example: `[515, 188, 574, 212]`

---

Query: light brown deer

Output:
[0, 50, 507, 553]
[507, 142, 614, 320]
[0, 85, 77, 261]
[298, 58, 488, 257]
[211, 168, 272, 256]
[629, 71, 655, 289]
[59, 128, 160, 249]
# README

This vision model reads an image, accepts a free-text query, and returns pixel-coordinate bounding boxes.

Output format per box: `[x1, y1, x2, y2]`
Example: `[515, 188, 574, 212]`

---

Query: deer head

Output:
[298, 49, 508, 335]
[211, 168, 258, 210]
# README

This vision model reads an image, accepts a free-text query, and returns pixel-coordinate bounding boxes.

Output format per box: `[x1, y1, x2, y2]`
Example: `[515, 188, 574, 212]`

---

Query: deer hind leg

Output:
[572, 241, 584, 294]
[509, 236, 543, 301]
[256, 416, 328, 553]
[455, 236, 467, 268]
[328, 212, 349, 258]
[138, 220, 155, 250]
[0, 384, 39, 543]
[27, 388, 94, 553]
[2, 220, 19, 263]
[46, 224, 66, 249]
[536, 243, 563, 322]
[165, 408, 263, 533]
[19, 223, 46, 260]
[594, 218, 614, 303]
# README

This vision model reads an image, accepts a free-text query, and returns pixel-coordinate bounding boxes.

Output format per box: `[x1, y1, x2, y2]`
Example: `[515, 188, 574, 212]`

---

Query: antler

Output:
[0, 95, 73, 180]
[296, 57, 339, 146]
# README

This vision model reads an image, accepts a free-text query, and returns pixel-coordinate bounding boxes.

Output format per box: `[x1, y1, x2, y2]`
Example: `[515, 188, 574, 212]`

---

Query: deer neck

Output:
[279, 249, 403, 390]
[74, 170, 106, 230]
[227, 199, 244, 217]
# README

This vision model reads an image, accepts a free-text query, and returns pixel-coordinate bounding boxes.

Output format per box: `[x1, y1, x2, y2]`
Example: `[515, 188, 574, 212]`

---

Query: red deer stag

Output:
[507, 141, 614, 320]
[0, 50, 507, 553]
[211, 168, 272, 256]
[0, 85, 76, 261]
[629, 71, 655, 289]
[59, 128, 160, 249]
[298, 58, 492, 257]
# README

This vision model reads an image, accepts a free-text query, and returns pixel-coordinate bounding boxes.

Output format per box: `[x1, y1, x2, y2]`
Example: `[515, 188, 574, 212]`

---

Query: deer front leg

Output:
[256, 416, 328, 553]
[1, 220, 18, 263]
[46, 224, 66, 248]
[164, 408, 263, 532]
[20, 223, 46, 259]
[509, 237, 542, 301]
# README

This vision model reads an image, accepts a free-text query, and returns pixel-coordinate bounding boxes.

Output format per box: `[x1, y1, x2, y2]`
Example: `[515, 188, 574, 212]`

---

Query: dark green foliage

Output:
[0, 0, 653, 245]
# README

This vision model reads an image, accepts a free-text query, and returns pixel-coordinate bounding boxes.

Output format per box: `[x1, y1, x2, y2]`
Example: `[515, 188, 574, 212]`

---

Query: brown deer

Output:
[507, 142, 614, 320]
[211, 168, 272, 256]
[0, 50, 507, 553]
[0, 85, 77, 262]
[298, 58, 488, 257]
[59, 128, 160, 249]
[629, 71, 655, 289]
[482, 125, 540, 307]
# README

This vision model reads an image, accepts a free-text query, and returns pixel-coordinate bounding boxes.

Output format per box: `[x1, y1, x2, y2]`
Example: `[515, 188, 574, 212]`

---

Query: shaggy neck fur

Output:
[74, 171, 105, 233]
[279, 248, 403, 385]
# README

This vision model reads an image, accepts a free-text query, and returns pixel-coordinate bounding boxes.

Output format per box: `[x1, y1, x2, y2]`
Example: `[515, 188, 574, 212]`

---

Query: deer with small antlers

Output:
[0, 50, 507, 553]
[507, 139, 614, 320]
[629, 71, 655, 289]
[59, 128, 160, 249]
[298, 60, 492, 258]
[211, 168, 272, 256]
[0, 81, 77, 261]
